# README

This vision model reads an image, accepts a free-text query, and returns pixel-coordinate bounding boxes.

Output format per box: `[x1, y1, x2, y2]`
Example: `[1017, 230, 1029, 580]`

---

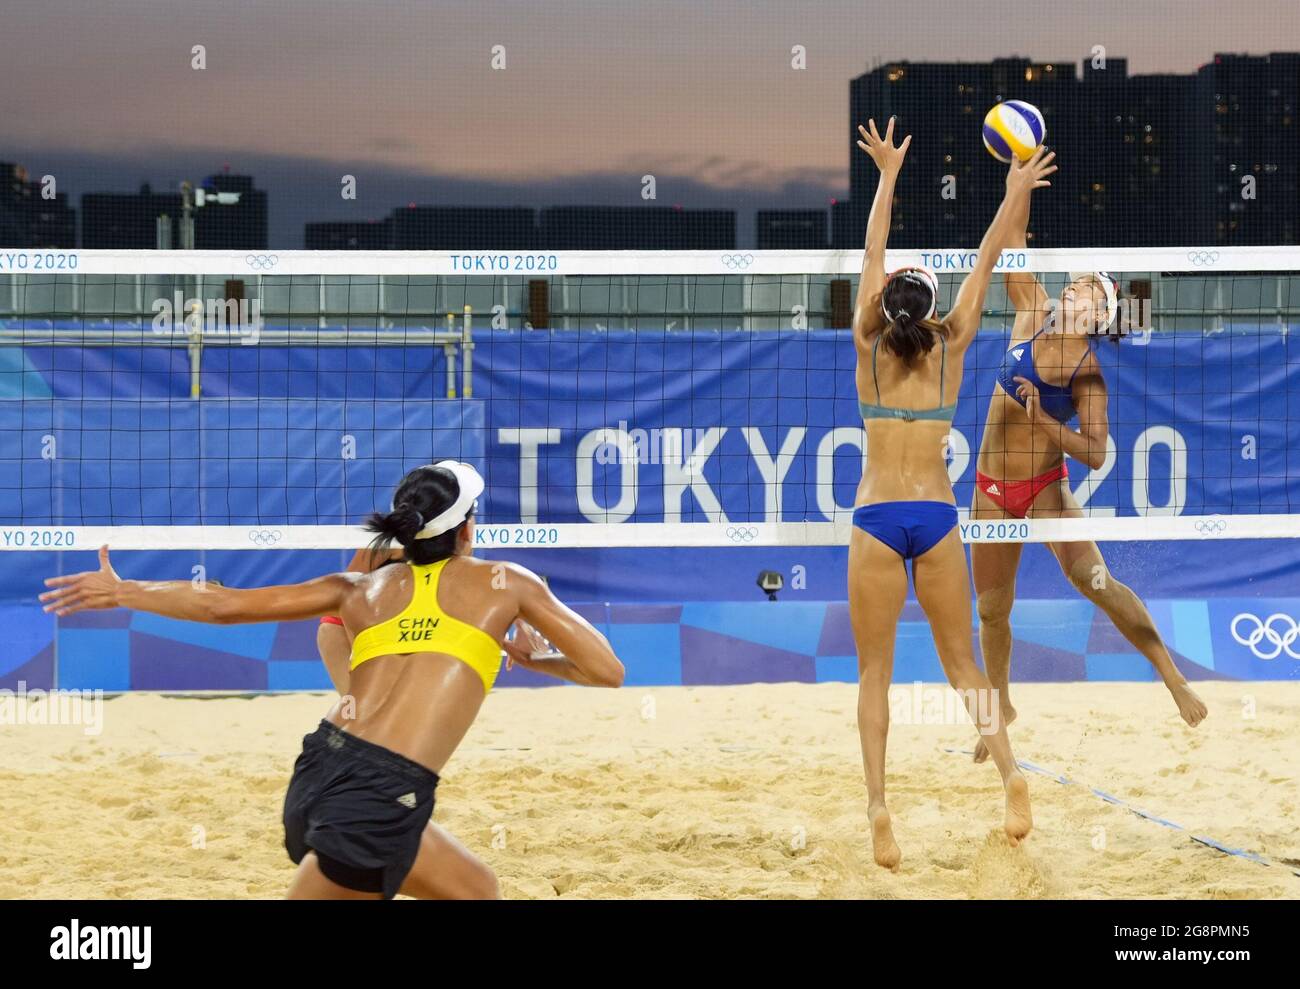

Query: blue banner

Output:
[472, 329, 1299, 522]
[1, 329, 1297, 689]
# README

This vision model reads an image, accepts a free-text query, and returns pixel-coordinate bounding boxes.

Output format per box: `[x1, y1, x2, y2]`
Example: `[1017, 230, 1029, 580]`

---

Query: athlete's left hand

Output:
[1012, 375, 1043, 425]
[40, 545, 122, 616]
[857, 117, 911, 175]
[503, 619, 554, 669]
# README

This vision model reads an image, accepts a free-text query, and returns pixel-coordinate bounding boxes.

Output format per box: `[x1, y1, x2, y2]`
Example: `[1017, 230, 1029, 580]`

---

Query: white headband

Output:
[1068, 271, 1119, 332]
[881, 267, 938, 322]
[397, 460, 485, 540]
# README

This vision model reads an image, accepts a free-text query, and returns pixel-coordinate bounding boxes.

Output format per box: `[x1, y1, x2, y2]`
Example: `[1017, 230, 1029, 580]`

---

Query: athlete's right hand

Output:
[1006, 146, 1057, 196]
[1012, 375, 1045, 426]
[40, 545, 122, 616]
[857, 118, 911, 175]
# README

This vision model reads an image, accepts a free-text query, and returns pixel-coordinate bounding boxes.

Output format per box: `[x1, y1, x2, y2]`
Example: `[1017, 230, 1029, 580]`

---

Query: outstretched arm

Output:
[946, 147, 1056, 347]
[42, 545, 358, 623]
[851, 117, 911, 343]
[1003, 216, 1048, 313]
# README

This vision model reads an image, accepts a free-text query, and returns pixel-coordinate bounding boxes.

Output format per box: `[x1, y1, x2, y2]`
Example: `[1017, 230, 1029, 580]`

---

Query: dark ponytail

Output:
[880, 275, 941, 363]
[883, 313, 942, 363]
[363, 464, 470, 566]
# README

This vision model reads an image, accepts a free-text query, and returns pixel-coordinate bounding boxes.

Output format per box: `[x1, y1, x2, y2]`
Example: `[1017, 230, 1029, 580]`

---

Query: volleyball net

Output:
[0, 246, 1298, 552]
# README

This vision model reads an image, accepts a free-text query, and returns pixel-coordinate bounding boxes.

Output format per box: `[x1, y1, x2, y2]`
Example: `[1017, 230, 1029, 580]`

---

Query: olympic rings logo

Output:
[725, 526, 758, 543]
[1193, 517, 1228, 536]
[1230, 612, 1300, 660]
[722, 253, 755, 270]
[1186, 250, 1220, 266]
[247, 528, 284, 546]
[245, 254, 280, 269]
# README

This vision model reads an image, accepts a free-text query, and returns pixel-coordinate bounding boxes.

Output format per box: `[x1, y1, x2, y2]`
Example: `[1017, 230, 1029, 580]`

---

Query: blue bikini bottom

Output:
[852, 501, 959, 560]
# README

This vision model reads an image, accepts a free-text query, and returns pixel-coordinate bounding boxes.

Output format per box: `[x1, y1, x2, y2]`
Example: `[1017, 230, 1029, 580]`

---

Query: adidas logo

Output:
[1012, 348, 1024, 360]
[987, 483, 1001, 495]
[396, 792, 417, 809]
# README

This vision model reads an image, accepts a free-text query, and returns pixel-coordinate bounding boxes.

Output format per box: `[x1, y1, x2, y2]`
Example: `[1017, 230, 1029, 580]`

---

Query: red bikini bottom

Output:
[974, 463, 1068, 519]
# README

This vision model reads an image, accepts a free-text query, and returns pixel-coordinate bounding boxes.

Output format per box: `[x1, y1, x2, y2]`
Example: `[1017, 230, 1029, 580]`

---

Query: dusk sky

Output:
[3, 0, 1298, 245]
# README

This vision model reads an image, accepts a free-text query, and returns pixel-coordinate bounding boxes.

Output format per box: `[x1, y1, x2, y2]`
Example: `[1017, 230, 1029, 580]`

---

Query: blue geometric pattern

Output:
[4, 596, 1293, 692]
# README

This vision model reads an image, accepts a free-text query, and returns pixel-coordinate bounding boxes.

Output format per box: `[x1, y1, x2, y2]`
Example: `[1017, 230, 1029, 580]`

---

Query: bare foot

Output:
[1168, 680, 1208, 727]
[973, 703, 1017, 764]
[868, 804, 901, 870]
[1003, 772, 1032, 846]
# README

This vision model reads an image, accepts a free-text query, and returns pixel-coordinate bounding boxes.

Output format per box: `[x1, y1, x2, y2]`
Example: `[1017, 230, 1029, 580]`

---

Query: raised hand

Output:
[857, 117, 911, 175]
[1006, 145, 1057, 196]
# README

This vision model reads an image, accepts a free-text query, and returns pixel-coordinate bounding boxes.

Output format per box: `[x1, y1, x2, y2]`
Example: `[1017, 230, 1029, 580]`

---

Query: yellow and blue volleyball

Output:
[982, 100, 1046, 162]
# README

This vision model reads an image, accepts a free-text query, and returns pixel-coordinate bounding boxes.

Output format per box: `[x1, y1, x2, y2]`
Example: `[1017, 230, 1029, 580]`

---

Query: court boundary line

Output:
[944, 747, 1300, 879]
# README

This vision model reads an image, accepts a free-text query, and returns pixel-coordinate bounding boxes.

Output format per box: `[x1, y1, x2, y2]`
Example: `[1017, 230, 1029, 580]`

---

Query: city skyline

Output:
[9, 49, 1298, 251]
[2, 0, 1298, 247]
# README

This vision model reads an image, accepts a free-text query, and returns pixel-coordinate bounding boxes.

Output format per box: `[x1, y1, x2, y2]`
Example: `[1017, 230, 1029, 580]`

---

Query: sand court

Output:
[2, 681, 1297, 899]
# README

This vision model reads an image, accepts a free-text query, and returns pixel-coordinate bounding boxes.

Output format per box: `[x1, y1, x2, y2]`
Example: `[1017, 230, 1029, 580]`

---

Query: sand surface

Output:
[1, 681, 1297, 899]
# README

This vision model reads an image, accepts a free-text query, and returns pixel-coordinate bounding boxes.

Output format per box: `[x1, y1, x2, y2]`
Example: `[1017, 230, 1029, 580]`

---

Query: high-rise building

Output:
[830, 198, 866, 250]
[1197, 53, 1300, 245]
[304, 219, 393, 250]
[840, 53, 1300, 248]
[82, 173, 268, 249]
[848, 58, 1080, 249]
[389, 207, 537, 249]
[756, 209, 829, 249]
[538, 207, 734, 249]
[81, 185, 181, 249]
[1074, 62, 1198, 247]
[197, 172, 268, 250]
[0, 162, 76, 248]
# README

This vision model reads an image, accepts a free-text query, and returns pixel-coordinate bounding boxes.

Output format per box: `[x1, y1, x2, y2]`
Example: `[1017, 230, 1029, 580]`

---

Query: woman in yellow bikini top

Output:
[349, 554, 504, 693]
[42, 460, 625, 901]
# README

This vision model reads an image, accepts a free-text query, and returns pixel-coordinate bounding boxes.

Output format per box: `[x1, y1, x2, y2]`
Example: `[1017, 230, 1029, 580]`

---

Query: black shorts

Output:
[283, 721, 440, 899]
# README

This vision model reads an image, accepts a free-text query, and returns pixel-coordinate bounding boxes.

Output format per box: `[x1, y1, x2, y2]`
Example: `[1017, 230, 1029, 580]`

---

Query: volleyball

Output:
[982, 100, 1046, 162]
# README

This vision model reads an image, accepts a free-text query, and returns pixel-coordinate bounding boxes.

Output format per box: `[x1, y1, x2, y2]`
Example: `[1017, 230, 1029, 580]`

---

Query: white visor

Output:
[403, 460, 485, 539]
[1067, 271, 1119, 332]
[881, 266, 939, 322]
